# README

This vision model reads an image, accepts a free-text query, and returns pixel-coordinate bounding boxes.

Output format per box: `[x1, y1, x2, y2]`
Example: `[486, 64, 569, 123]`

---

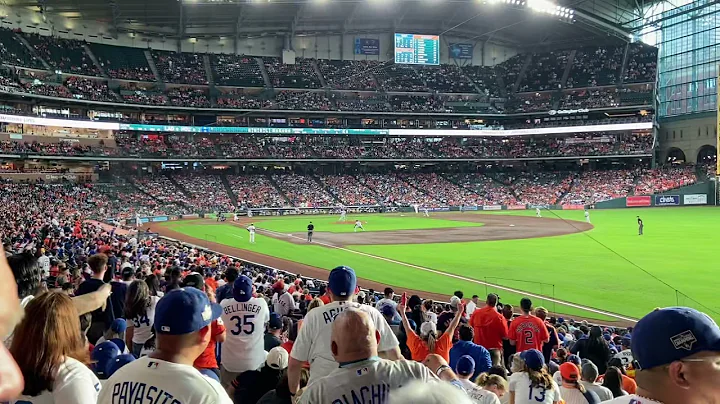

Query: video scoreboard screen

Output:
[394, 33, 440, 65]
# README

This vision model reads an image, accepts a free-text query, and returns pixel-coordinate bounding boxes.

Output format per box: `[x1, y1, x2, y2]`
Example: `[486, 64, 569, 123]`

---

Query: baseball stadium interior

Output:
[1, 0, 719, 403]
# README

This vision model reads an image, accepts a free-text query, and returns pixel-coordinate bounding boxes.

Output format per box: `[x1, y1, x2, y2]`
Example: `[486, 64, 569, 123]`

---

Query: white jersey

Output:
[8, 357, 101, 404]
[298, 358, 436, 404]
[601, 395, 662, 404]
[219, 297, 270, 372]
[585, 211, 590, 218]
[459, 379, 501, 404]
[130, 296, 160, 344]
[97, 356, 232, 404]
[291, 301, 400, 383]
[613, 349, 634, 367]
[508, 372, 561, 404]
[272, 291, 296, 316]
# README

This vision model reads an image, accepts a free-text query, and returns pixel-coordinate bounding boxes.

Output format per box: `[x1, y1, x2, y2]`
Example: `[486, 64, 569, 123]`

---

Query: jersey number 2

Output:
[230, 314, 255, 335]
[528, 385, 546, 402]
[523, 329, 534, 345]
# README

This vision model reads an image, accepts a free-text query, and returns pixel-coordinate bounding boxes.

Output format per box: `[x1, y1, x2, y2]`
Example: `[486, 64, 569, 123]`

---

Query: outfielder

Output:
[536, 207, 542, 218]
[423, 207, 430, 217]
[637, 216, 643, 235]
[353, 219, 364, 232]
[247, 223, 256, 243]
[584, 210, 591, 223]
[339, 208, 347, 222]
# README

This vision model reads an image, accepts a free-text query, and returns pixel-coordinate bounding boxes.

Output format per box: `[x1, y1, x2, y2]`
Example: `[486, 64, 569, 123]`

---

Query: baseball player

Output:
[536, 207, 542, 218]
[307, 222, 314, 243]
[247, 209, 253, 218]
[423, 207, 430, 217]
[584, 210, 591, 223]
[353, 219, 364, 232]
[219, 275, 270, 386]
[413, 203, 420, 214]
[247, 223, 256, 243]
[339, 208, 347, 222]
[135, 213, 142, 228]
[637, 216, 644, 235]
[233, 212, 238, 222]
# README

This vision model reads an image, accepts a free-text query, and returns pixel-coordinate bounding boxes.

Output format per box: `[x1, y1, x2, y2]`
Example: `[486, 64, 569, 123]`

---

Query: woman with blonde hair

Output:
[508, 349, 560, 404]
[9, 292, 101, 403]
[476, 373, 509, 400]
[400, 293, 463, 362]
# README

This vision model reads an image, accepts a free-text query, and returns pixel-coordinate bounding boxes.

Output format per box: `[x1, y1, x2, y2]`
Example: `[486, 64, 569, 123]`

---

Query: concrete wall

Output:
[658, 115, 717, 164]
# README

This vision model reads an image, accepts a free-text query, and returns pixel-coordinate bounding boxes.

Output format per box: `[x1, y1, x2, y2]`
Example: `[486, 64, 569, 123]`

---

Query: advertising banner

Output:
[151, 216, 169, 222]
[684, 194, 708, 205]
[461, 206, 479, 211]
[655, 195, 680, 206]
[354, 38, 380, 55]
[182, 214, 200, 219]
[449, 43, 474, 60]
[429, 206, 450, 212]
[562, 204, 585, 210]
[507, 204, 527, 210]
[626, 196, 651, 207]
[482, 205, 502, 211]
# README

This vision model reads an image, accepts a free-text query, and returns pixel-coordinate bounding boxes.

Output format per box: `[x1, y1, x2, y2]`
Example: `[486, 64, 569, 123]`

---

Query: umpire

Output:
[307, 222, 314, 243]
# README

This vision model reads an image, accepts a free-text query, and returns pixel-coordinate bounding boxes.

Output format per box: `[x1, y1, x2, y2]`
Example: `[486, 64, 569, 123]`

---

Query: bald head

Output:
[331, 309, 379, 363]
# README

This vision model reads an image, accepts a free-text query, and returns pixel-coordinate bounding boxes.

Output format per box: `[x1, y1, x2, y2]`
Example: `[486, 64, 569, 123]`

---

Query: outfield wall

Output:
[594, 181, 715, 209]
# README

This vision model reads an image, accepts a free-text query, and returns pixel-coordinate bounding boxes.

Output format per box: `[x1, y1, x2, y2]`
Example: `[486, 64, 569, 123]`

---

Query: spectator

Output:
[215, 266, 238, 303]
[437, 296, 467, 336]
[579, 361, 613, 401]
[219, 275, 270, 386]
[75, 253, 111, 344]
[466, 295, 479, 318]
[475, 373, 509, 400]
[10, 292, 101, 403]
[265, 313, 284, 351]
[124, 280, 160, 358]
[449, 324, 492, 380]
[558, 362, 600, 404]
[469, 294, 508, 365]
[229, 346, 288, 404]
[613, 336, 633, 366]
[97, 287, 232, 403]
[96, 318, 128, 348]
[402, 294, 464, 362]
[535, 307, 559, 365]
[508, 349, 561, 404]
[183, 275, 226, 380]
[606, 357, 637, 394]
[570, 325, 611, 374]
[455, 355, 502, 403]
[508, 298, 550, 353]
[288, 266, 401, 391]
[272, 281, 296, 316]
[376, 287, 397, 312]
[601, 367, 627, 398]
[389, 379, 474, 404]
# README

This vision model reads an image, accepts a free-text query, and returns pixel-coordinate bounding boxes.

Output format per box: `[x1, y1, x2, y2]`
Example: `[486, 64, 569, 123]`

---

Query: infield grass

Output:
[162, 207, 720, 322]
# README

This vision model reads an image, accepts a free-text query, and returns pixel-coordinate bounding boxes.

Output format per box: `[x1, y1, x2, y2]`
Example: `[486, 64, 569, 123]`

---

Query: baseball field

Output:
[156, 207, 719, 323]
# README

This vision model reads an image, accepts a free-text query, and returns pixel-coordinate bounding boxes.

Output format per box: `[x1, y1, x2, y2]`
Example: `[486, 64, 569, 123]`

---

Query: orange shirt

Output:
[508, 314, 550, 353]
[194, 319, 225, 369]
[469, 306, 508, 350]
[406, 330, 452, 362]
[205, 277, 218, 292]
[622, 374, 637, 394]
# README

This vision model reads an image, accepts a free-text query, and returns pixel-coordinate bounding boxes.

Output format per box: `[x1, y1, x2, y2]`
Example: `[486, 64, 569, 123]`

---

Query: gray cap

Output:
[581, 361, 599, 382]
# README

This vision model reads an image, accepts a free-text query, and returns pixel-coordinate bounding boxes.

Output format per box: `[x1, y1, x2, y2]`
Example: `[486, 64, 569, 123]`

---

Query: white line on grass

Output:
[258, 227, 637, 323]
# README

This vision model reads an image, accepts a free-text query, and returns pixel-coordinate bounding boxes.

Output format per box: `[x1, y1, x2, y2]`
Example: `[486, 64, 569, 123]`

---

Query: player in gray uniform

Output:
[339, 208, 347, 222]
[298, 309, 436, 404]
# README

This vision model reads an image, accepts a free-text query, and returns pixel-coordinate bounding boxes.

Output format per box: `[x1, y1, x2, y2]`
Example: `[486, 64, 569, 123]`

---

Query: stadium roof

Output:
[8, 0, 643, 48]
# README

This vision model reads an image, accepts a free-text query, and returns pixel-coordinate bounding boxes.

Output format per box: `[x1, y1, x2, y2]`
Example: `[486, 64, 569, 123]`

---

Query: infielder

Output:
[353, 219, 364, 232]
[339, 208, 347, 222]
[423, 207, 430, 217]
[247, 223, 256, 243]
[135, 213, 142, 228]
[247, 209, 253, 218]
[584, 210, 591, 223]
[233, 212, 238, 222]
[413, 203, 420, 214]
[536, 207, 542, 218]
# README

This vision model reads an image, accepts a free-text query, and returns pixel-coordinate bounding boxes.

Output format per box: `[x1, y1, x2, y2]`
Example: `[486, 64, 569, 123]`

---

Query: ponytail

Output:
[575, 380, 586, 393]
[425, 331, 437, 353]
[476, 374, 508, 392]
[526, 367, 554, 390]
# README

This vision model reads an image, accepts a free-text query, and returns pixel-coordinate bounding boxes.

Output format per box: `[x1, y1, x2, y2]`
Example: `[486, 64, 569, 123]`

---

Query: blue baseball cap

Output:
[91, 341, 120, 378]
[107, 354, 136, 377]
[520, 349, 545, 371]
[268, 313, 283, 330]
[109, 338, 126, 353]
[328, 266, 356, 297]
[567, 354, 581, 366]
[456, 355, 475, 376]
[233, 275, 253, 302]
[154, 287, 222, 335]
[110, 318, 127, 334]
[632, 307, 720, 370]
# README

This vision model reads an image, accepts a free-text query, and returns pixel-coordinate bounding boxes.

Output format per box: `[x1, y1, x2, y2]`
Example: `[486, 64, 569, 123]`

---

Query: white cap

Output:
[266, 347, 289, 370]
[449, 295, 461, 308]
[420, 321, 437, 337]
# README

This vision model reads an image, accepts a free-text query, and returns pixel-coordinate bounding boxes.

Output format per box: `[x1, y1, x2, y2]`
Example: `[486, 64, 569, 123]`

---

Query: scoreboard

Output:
[394, 33, 440, 65]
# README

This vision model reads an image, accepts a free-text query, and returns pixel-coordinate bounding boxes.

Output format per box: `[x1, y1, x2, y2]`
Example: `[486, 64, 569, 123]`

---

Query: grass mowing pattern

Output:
[247, 214, 484, 233]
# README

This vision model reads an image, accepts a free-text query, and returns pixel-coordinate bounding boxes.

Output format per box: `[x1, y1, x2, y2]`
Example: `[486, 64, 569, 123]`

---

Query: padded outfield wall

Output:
[594, 181, 715, 209]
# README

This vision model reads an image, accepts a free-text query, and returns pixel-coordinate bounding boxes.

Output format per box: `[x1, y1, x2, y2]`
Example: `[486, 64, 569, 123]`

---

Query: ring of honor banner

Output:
[354, 38, 380, 55]
[449, 43, 474, 60]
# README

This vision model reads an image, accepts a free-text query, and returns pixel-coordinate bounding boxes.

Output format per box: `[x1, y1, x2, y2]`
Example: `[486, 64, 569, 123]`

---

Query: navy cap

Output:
[328, 266, 356, 297]
[107, 354, 136, 377]
[109, 338, 126, 353]
[632, 307, 720, 370]
[456, 355, 475, 376]
[520, 349, 545, 371]
[268, 313, 283, 330]
[233, 275, 253, 302]
[154, 287, 222, 335]
[110, 318, 127, 334]
[381, 304, 396, 317]
[91, 341, 120, 378]
[181, 272, 205, 290]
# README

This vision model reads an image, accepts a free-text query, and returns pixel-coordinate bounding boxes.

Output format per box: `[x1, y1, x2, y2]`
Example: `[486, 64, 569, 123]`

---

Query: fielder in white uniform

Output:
[247, 223, 256, 243]
[536, 207, 542, 218]
[423, 207, 430, 217]
[135, 213, 142, 228]
[354, 220, 364, 232]
[584, 210, 591, 223]
[288, 266, 401, 393]
[299, 309, 437, 404]
[339, 208, 347, 222]
[219, 275, 270, 386]
[413, 203, 420, 214]
[233, 212, 238, 222]
[247, 209, 253, 218]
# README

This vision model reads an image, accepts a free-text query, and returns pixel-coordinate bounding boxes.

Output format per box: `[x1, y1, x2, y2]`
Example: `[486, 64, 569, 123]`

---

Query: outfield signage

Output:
[429, 207, 450, 212]
[655, 195, 680, 206]
[684, 194, 708, 205]
[461, 206, 479, 211]
[626, 196, 652, 207]
[507, 204, 527, 210]
[562, 204, 585, 210]
[482, 205, 502, 211]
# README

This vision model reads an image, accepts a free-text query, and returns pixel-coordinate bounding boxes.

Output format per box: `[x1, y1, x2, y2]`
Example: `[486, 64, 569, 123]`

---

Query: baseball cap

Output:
[268, 313, 283, 330]
[91, 341, 120, 378]
[632, 307, 720, 370]
[381, 304, 396, 317]
[107, 354, 136, 377]
[520, 349, 545, 371]
[154, 287, 222, 335]
[121, 267, 134, 278]
[456, 355, 475, 376]
[109, 338, 126, 353]
[266, 346, 289, 370]
[566, 354, 581, 366]
[420, 321, 437, 337]
[560, 362, 580, 381]
[110, 318, 127, 334]
[328, 266, 356, 297]
[181, 272, 205, 290]
[233, 275, 253, 302]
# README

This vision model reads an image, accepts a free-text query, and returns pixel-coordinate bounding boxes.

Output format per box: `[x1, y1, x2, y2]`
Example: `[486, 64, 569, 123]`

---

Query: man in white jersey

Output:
[247, 208, 253, 218]
[354, 220, 364, 232]
[339, 208, 347, 222]
[97, 287, 232, 404]
[135, 213, 142, 228]
[536, 207, 542, 218]
[584, 210, 591, 224]
[299, 309, 436, 404]
[602, 307, 720, 404]
[455, 355, 502, 404]
[288, 266, 401, 394]
[219, 275, 270, 386]
[247, 223, 256, 244]
[233, 212, 238, 222]
[613, 336, 633, 367]
[423, 207, 430, 217]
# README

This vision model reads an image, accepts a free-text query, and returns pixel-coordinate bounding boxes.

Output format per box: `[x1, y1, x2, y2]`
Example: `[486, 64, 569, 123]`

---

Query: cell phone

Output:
[401, 292, 407, 306]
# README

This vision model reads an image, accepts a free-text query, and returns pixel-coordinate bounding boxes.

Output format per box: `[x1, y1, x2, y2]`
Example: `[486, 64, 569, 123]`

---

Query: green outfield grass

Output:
[162, 207, 720, 322]
[247, 214, 484, 233]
